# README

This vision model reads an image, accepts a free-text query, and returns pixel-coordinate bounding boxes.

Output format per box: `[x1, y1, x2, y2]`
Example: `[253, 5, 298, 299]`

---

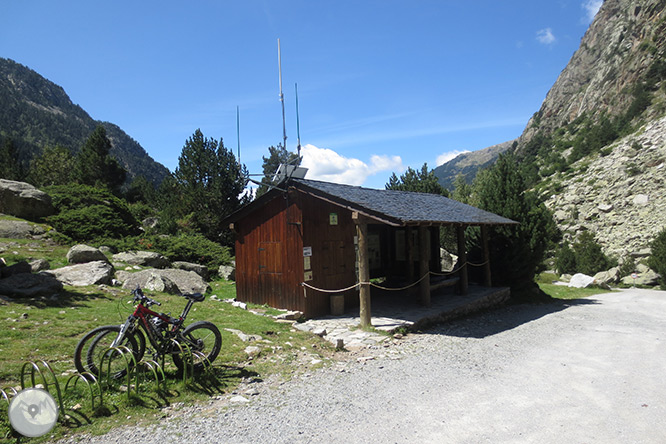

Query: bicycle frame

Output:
[112, 293, 198, 356]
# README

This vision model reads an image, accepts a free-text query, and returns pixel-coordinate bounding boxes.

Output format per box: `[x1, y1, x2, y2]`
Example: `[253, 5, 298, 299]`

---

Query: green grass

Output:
[0, 247, 335, 440]
[538, 282, 613, 299]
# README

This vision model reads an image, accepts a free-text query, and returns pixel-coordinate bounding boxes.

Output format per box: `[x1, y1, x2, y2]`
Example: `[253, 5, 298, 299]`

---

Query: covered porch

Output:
[295, 284, 511, 349]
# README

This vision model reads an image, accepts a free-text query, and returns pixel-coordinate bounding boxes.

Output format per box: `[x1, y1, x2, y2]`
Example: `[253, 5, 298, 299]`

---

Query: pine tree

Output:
[0, 138, 26, 181]
[472, 153, 559, 293]
[75, 125, 126, 191]
[169, 129, 249, 245]
[28, 145, 75, 186]
[385, 163, 448, 196]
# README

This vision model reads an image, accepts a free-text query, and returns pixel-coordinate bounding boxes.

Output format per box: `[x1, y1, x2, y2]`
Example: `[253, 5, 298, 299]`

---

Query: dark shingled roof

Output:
[290, 178, 517, 226]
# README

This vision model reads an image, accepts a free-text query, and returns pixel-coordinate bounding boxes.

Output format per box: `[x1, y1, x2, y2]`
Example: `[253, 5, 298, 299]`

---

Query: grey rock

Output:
[44, 261, 114, 286]
[218, 265, 235, 281]
[29, 259, 50, 272]
[276, 311, 304, 321]
[0, 220, 46, 239]
[144, 272, 179, 293]
[142, 217, 159, 230]
[117, 268, 210, 294]
[559, 274, 572, 283]
[225, 328, 262, 342]
[112, 251, 171, 268]
[244, 346, 261, 358]
[0, 260, 31, 278]
[568, 273, 596, 288]
[0, 179, 54, 221]
[66, 244, 109, 264]
[621, 269, 660, 286]
[593, 267, 620, 286]
[173, 261, 209, 280]
[0, 273, 62, 298]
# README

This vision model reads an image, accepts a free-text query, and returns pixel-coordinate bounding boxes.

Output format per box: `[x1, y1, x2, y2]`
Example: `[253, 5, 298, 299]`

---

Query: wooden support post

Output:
[481, 225, 492, 287]
[456, 225, 468, 295]
[406, 227, 415, 284]
[355, 216, 372, 328]
[418, 225, 431, 306]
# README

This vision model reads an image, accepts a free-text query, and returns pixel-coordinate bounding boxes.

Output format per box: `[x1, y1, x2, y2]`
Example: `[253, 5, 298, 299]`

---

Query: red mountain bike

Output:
[74, 287, 221, 378]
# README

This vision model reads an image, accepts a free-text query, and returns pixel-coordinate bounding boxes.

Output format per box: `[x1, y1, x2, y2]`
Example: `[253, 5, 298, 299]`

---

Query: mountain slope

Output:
[0, 58, 169, 184]
[433, 140, 515, 189]
[519, 0, 666, 148]
[518, 0, 666, 259]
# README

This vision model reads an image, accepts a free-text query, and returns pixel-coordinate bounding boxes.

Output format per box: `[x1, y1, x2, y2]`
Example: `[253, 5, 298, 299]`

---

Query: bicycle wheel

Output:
[75, 325, 146, 377]
[172, 321, 222, 372]
[85, 325, 140, 379]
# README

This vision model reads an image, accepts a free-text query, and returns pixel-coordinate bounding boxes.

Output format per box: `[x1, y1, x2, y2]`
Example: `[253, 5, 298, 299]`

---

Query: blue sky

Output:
[2, 0, 602, 189]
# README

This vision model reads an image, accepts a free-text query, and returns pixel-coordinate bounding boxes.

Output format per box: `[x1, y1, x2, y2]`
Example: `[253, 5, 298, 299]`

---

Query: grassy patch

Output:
[0, 276, 335, 440]
[537, 282, 613, 300]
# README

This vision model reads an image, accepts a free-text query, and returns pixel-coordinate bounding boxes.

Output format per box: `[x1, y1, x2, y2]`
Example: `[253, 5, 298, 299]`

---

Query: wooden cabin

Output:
[225, 178, 516, 321]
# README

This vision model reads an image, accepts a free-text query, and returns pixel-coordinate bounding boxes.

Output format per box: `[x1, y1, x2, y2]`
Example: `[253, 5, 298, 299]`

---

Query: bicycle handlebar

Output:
[131, 287, 161, 307]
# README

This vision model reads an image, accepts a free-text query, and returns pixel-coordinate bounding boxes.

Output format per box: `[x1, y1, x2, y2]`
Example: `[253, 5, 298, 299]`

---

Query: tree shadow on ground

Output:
[1, 286, 114, 309]
[420, 297, 600, 339]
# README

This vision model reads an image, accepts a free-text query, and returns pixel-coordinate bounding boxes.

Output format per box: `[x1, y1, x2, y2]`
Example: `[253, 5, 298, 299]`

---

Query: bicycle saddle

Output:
[183, 292, 205, 302]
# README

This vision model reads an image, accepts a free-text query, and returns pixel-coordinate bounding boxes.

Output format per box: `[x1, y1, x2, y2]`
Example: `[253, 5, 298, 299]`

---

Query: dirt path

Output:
[55, 288, 666, 443]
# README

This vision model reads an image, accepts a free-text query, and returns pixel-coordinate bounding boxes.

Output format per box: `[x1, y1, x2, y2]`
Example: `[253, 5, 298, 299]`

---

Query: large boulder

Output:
[172, 261, 209, 280]
[621, 269, 660, 287]
[112, 251, 171, 269]
[67, 244, 109, 264]
[116, 268, 210, 295]
[0, 273, 62, 298]
[568, 273, 596, 288]
[0, 219, 47, 239]
[593, 267, 621, 287]
[0, 179, 54, 221]
[0, 260, 31, 278]
[43, 261, 114, 286]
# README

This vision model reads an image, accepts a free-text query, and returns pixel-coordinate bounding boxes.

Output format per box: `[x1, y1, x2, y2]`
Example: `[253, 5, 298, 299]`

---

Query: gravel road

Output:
[55, 288, 666, 443]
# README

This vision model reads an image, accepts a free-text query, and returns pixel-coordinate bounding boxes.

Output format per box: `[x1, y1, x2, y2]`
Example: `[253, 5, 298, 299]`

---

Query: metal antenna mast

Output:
[236, 106, 241, 162]
[278, 38, 287, 150]
[295, 83, 301, 160]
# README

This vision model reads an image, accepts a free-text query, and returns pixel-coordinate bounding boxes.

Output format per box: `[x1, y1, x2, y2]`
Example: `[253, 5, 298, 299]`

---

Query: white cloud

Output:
[582, 0, 603, 23]
[536, 28, 556, 45]
[436, 150, 470, 166]
[300, 144, 403, 186]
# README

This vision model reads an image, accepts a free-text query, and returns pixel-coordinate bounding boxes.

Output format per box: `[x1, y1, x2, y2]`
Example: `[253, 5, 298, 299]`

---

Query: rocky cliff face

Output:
[513, 0, 666, 261]
[543, 115, 666, 260]
[520, 0, 666, 146]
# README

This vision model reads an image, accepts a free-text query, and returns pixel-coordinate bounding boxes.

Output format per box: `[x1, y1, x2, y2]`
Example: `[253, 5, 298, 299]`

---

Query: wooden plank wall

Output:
[235, 192, 305, 313]
[298, 190, 357, 316]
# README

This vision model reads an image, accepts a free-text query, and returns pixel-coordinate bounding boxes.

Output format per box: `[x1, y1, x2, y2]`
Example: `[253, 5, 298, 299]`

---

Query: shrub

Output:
[99, 233, 232, 271]
[573, 232, 612, 275]
[648, 228, 666, 290]
[555, 244, 577, 275]
[45, 184, 140, 241]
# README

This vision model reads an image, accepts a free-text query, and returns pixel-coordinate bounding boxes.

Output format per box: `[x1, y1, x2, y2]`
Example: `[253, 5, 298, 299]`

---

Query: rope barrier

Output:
[299, 259, 488, 295]
[467, 260, 489, 267]
[301, 282, 360, 293]
[368, 272, 430, 291]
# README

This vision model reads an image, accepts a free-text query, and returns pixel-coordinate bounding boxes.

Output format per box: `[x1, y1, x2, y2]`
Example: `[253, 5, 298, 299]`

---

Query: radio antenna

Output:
[295, 83, 301, 160]
[236, 106, 241, 162]
[278, 38, 287, 151]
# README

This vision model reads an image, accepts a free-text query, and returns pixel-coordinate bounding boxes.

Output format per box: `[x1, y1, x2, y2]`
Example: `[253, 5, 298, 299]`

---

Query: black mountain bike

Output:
[74, 287, 221, 378]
